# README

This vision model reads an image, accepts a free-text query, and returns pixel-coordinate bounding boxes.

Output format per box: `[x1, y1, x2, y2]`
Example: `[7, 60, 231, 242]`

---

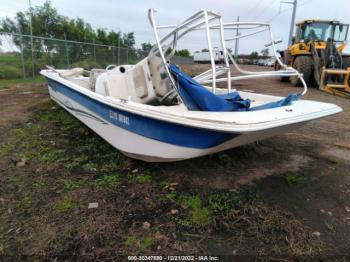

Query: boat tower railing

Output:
[147, 9, 308, 96]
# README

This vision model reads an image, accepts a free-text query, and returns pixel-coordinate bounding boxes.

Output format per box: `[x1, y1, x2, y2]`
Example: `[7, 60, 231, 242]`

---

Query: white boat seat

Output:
[131, 63, 149, 99]
[148, 55, 172, 97]
[89, 68, 106, 91]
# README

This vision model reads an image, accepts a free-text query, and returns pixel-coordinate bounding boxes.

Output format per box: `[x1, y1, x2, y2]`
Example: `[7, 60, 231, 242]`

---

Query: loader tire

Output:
[274, 61, 289, 82]
[290, 56, 313, 87]
[343, 56, 350, 69]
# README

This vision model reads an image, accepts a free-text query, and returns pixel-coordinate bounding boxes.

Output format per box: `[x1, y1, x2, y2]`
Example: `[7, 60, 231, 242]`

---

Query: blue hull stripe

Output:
[47, 78, 237, 149]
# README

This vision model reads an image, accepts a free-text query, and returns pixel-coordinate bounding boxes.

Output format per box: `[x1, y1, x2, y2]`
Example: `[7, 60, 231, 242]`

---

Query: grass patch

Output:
[180, 195, 211, 227]
[0, 76, 44, 89]
[54, 198, 75, 213]
[140, 236, 153, 251]
[165, 192, 177, 202]
[135, 174, 151, 183]
[9, 175, 21, 184]
[124, 235, 153, 251]
[280, 171, 307, 187]
[127, 173, 152, 184]
[60, 178, 85, 191]
[33, 178, 47, 190]
[124, 236, 137, 247]
[95, 175, 119, 189]
[5, 101, 124, 174]
[17, 196, 32, 209]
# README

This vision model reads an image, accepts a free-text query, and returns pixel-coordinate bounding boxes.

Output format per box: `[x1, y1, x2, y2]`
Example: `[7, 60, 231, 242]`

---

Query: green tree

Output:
[249, 51, 259, 60]
[138, 42, 153, 58]
[175, 49, 191, 57]
[261, 48, 269, 57]
[0, 1, 137, 70]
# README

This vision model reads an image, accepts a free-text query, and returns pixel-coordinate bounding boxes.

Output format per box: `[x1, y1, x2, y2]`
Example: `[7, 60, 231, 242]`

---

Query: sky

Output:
[1, 0, 350, 54]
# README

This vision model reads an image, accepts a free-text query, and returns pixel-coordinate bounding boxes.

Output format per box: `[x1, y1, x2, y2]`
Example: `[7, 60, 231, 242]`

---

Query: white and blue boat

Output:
[40, 9, 342, 162]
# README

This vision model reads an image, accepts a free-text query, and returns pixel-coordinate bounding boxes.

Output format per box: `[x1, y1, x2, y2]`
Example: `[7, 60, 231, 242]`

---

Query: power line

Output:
[248, 0, 265, 21]
[253, 0, 278, 21]
[267, 0, 314, 22]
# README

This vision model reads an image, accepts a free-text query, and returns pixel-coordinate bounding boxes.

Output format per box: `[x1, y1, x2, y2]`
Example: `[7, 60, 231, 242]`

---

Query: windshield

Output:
[297, 22, 349, 42]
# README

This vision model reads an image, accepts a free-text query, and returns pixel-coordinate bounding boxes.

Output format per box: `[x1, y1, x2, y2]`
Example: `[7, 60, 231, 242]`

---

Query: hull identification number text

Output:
[109, 111, 130, 125]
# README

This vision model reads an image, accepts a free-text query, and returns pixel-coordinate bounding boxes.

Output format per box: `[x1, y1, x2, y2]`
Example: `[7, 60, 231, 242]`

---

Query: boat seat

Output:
[131, 62, 150, 99]
[122, 56, 173, 105]
[89, 68, 106, 91]
[148, 55, 173, 98]
[60, 67, 84, 79]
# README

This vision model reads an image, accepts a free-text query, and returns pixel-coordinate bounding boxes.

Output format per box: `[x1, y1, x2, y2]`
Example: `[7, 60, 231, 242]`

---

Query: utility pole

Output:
[234, 16, 240, 59]
[28, 0, 35, 77]
[281, 0, 298, 45]
[118, 30, 121, 65]
[63, 31, 69, 68]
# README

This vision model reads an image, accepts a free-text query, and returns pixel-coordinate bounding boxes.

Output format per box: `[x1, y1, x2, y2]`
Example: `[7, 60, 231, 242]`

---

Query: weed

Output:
[135, 174, 151, 183]
[127, 173, 152, 184]
[82, 162, 98, 172]
[208, 193, 231, 212]
[159, 191, 177, 204]
[181, 195, 211, 226]
[159, 181, 170, 188]
[9, 176, 21, 184]
[325, 222, 336, 233]
[17, 196, 32, 209]
[54, 198, 75, 213]
[176, 218, 192, 228]
[124, 236, 137, 247]
[34, 178, 47, 190]
[191, 207, 211, 226]
[0, 142, 12, 157]
[165, 192, 176, 201]
[60, 178, 85, 191]
[140, 236, 153, 251]
[280, 171, 307, 187]
[95, 175, 119, 189]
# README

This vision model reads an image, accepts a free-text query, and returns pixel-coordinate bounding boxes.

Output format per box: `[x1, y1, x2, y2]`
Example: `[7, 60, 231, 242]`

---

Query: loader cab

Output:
[295, 20, 349, 44]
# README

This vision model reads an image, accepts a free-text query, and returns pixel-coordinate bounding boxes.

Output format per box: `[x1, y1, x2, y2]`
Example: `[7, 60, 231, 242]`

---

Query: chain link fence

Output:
[0, 32, 135, 79]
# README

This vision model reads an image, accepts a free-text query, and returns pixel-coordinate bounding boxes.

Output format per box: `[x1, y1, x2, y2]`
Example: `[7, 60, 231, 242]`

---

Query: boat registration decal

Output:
[109, 111, 130, 126]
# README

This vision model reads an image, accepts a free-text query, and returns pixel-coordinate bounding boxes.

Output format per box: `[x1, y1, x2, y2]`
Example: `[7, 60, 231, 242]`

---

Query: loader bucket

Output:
[319, 67, 350, 98]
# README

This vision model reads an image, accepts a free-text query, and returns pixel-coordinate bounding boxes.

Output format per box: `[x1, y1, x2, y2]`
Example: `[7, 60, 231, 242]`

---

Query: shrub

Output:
[0, 66, 22, 79]
[71, 59, 101, 70]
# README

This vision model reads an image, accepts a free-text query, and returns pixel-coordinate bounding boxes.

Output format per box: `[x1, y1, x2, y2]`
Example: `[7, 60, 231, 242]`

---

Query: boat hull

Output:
[46, 78, 305, 162]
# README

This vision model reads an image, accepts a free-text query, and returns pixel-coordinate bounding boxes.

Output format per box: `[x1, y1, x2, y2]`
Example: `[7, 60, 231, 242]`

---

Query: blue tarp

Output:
[168, 64, 300, 112]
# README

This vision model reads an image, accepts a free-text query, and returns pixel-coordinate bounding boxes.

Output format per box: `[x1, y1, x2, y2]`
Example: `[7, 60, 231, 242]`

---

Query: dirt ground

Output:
[0, 65, 350, 260]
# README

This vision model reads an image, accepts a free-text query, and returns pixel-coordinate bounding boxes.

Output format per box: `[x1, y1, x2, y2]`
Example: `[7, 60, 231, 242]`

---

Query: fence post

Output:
[118, 32, 121, 65]
[29, 0, 35, 77]
[112, 43, 116, 64]
[63, 32, 69, 68]
[17, 26, 26, 79]
[93, 39, 96, 63]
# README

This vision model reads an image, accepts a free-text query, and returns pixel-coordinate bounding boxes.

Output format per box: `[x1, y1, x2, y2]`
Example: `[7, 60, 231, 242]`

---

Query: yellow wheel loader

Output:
[276, 19, 350, 98]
